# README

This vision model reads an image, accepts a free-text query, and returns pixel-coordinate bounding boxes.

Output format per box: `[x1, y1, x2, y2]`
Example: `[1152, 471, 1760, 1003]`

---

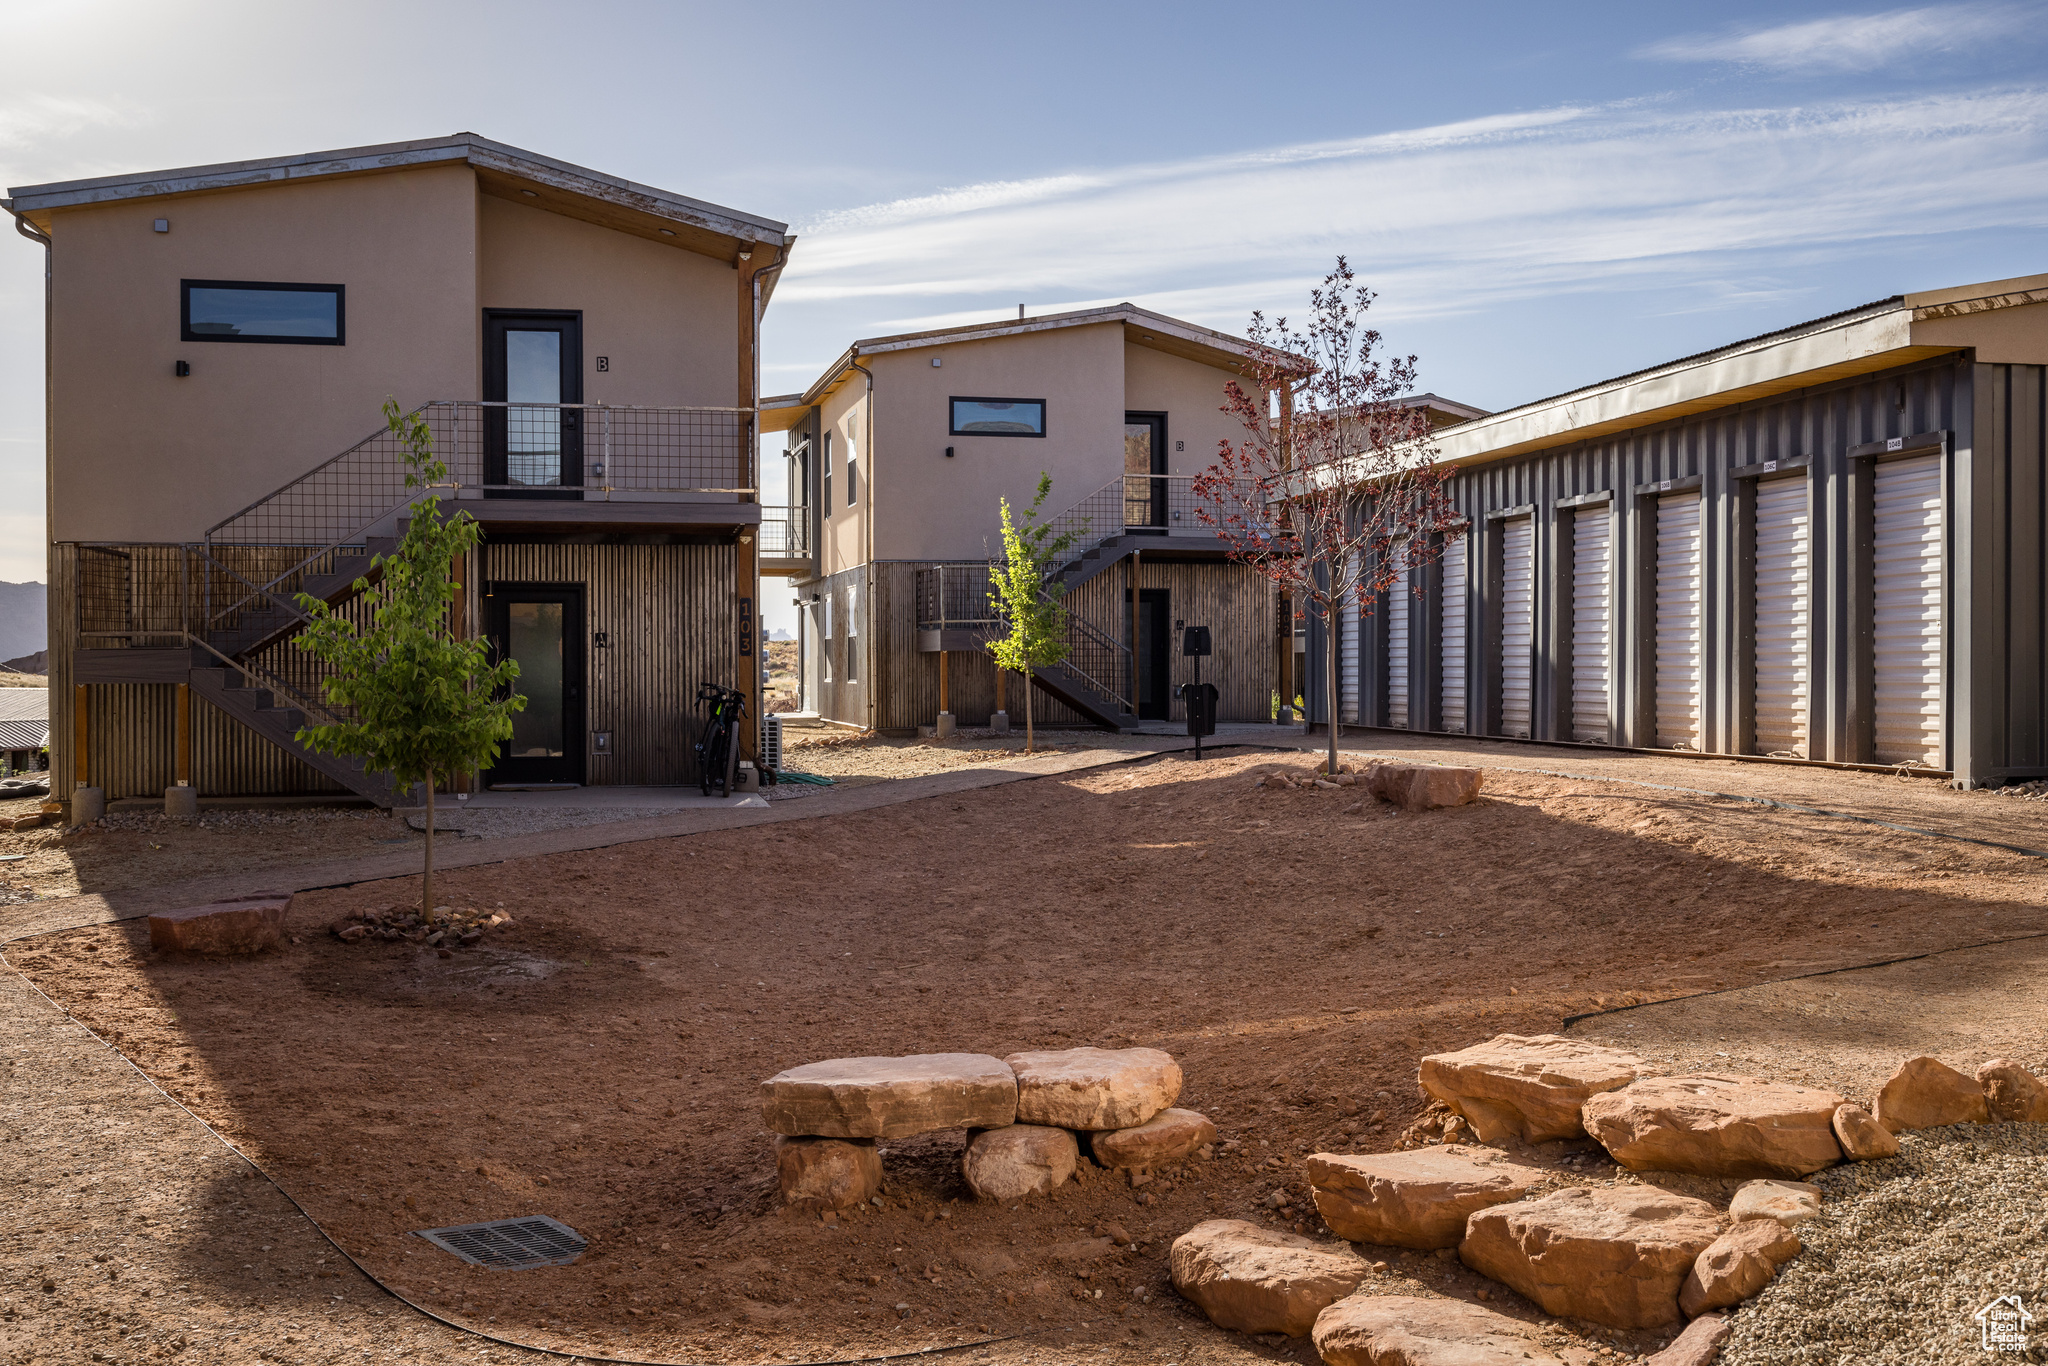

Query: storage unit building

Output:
[1309, 272, 2048, 788]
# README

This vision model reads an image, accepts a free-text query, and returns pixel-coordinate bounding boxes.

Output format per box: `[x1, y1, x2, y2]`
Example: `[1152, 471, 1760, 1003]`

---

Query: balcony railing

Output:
[760, 505, 810, 558]
[206, 401, 755, 549]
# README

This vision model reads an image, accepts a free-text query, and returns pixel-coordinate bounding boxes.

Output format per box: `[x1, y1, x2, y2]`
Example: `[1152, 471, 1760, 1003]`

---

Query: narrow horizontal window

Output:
[181, 280, 345, 345]
[950, 397, 1045, 438]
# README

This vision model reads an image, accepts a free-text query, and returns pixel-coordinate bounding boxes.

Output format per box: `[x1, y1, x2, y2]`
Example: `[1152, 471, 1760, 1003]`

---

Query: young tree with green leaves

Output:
[984, 473, 1081, 754]
[294, 400, 525, 912]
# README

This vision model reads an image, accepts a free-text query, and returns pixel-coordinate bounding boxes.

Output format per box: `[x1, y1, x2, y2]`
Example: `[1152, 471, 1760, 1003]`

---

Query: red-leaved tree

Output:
[1194, 257, 1463, 776]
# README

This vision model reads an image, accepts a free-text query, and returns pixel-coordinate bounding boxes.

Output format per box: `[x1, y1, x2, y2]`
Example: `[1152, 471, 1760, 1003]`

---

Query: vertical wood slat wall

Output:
[483, 542, 737, 786]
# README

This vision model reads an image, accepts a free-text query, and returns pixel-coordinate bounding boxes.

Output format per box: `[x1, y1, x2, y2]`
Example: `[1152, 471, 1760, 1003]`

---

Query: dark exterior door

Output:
[1131, 588, 1171, 719]
[485, 585, 586, 786]
[484, 311, 583, 499]
[1124, 412, 1167, 530]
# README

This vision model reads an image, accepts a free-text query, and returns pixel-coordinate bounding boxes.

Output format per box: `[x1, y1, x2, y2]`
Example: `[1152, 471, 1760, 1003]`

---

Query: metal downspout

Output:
[747, 239, 788, 753]
[850, 354, 876, 733]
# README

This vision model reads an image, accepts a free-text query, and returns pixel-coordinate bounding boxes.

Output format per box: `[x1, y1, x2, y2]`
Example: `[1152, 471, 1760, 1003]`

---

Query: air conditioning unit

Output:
[762, 712, 784, 775]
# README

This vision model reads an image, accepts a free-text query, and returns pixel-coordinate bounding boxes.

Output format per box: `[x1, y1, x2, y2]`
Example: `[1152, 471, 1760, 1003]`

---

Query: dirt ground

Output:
[8, 746, 2048, 1364]
[779, 729, 1090, 788]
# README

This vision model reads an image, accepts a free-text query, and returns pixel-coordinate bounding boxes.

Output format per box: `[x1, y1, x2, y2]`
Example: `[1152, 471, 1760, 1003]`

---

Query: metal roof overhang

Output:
[5, 133, 794, 282]
[1433, 272, 2048, 469]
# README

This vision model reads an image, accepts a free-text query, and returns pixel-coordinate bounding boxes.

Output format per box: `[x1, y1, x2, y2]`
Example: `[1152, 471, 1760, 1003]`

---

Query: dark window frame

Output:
[949, 396, 1047, 438]
[180, 279, 346, 345]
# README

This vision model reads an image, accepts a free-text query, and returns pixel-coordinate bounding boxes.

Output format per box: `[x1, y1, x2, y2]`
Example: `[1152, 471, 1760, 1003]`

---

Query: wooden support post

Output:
[938, 649, 949, 717]
[175, 683, 191, 787]
[1128, 550, 1140, 708]
[73, 684, 88, 786]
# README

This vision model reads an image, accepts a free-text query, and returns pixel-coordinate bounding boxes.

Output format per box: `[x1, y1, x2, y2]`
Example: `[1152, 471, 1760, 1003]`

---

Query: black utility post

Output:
[1178, 624, 1217, 759]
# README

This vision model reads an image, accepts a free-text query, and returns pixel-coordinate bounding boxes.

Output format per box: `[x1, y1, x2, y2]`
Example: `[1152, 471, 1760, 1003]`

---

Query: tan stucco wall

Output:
[1913, 300, 2048, 366]
[1122, 339, 1249, 476]
[477, 194, 740, 408]
[867, 322, 1127, 563]
[817, 386, 871, 575]
[49, 163, 482, 543]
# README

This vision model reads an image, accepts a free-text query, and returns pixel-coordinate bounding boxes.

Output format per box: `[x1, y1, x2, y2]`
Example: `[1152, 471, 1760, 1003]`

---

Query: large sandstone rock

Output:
[1368, 763, 1482, 812]
[960, 1125, 1076, 1201]
[1581, 1074, 1844, 1179]
[1419, 1034, 1646, 1143]
[1168, 1219, 1366, 1337]
[1313, 1294, 1568, 1366]
[1092, 1108, 1215, 1170]
[774, 1136, 881, 1211]
[1831, 1103, 1899, 1160]
[147, 892, 292, 955]
[1648, 1313, 1730, 1366]
[1728, 1179, 1820, 1228]
[1873, 1056, 1987, 1133]
[1305, 1144, 1547, 1249]
[1460, 1186, 1726, 1330]
[1678, 1218, 1800, 1317]
[760, 1054, 1017, 1138]
[1976, 1058, 2048, 1123]
[1005, 1047, 1181, 1130]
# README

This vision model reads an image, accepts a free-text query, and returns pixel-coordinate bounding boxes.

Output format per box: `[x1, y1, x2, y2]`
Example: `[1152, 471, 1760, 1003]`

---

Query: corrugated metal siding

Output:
[1753, 476, 1811, 757]
[1440, 537, 1467, 733]
[1655, 492, 1704, 749]
[1339, 553, 1362, 724]
[1570, 506, 1611, 743]
[483, 541, 737, 785]
[1386, 543, 1410, 729]
[1873, 453, 1945, 766]
[1968, 363, 2047, 783]
[1500, 519, 1534, 739]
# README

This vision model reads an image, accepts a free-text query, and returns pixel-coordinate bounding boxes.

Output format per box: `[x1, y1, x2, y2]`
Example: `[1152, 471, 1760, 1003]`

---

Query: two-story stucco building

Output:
[5, 133, 794, 808]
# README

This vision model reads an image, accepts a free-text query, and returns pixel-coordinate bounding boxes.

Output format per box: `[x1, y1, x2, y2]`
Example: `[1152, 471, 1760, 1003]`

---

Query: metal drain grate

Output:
[413, 1215, 586, 1269]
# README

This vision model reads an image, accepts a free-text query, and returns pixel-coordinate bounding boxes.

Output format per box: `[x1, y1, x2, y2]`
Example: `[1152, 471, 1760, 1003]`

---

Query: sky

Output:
[3, 0, 2047, 635]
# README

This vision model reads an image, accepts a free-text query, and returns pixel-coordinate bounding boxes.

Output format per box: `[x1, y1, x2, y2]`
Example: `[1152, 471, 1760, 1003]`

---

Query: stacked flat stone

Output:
[758, 1045, 1214, 1210]
[1164, 1036, 2048, 1361]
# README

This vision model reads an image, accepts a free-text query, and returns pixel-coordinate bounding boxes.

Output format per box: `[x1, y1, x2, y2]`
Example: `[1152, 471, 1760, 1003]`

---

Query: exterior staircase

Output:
[187, 665, 408, 805]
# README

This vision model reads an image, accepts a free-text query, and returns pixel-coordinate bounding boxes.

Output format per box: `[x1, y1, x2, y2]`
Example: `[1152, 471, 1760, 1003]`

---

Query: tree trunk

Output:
[1325, 600, 1341, 776]
[422, 772, 435, 914]
[1023, 668, 1035, 753]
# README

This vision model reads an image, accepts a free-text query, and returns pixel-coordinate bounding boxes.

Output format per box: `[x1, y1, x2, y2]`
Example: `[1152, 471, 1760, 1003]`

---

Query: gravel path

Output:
[1721, 1124, 2048, 1364]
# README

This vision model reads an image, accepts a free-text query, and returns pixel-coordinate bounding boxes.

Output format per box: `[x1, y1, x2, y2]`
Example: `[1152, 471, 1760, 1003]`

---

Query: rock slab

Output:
[1648, 1313, 1730, 1366]
[1313, 1294, 1568, 1366]
[147, 892, 292, 955]
[1460, 1186, 1726, 1330]
[1305, 1144, 1547, 1249]
[1168, 1219, 1365, 1337]
[1091, 1107, 1215, 1170]
[1728, 1178, 1820, 1228]
[1873, 1056, 1988, 1133]
[1976, 1058, 2048, 1123]
[1582, 1074, 1844, 1179]
[1679, 1218, 1800, 1317]
[1419, 1033, 1646, 1143]
[760, 1054, 1018, 1138]
[1368, 763, 1482, 811]
[1830, 1103, 1899, 1160]
[774, 1137, 881, 1211]
[961, 1124, 1076, 1201]
[1005, 1046, 1181, 1130]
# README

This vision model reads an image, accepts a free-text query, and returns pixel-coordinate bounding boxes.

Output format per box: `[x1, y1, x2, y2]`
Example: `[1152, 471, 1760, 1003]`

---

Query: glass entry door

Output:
[484, 311, 582, 498]
[1124, 412, 1167, 530]
[485, 585, 585, 786]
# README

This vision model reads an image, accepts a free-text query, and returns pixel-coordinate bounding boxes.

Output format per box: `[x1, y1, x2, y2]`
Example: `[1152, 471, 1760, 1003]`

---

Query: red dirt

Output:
[12, 747, 2048, 1363]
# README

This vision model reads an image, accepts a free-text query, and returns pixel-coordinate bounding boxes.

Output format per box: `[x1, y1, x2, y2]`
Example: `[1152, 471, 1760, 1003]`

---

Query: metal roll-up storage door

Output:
[1386, 540, 1410, 728]
[1501, 518, 1534, 738]
[1339, 552, 1361, 724]
[1441, 537, 1467, 733]
[1570, 505, 1611, 743]
[1654, 492, 1703, 749]
[1874, 453, 1944, 766]
[1754, 476, 1811, 757]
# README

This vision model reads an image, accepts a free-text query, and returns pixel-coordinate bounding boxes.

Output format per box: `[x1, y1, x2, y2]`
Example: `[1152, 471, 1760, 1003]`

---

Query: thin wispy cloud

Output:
[778, 89, 2048, 342]
[1641, 4, 2027, 72]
